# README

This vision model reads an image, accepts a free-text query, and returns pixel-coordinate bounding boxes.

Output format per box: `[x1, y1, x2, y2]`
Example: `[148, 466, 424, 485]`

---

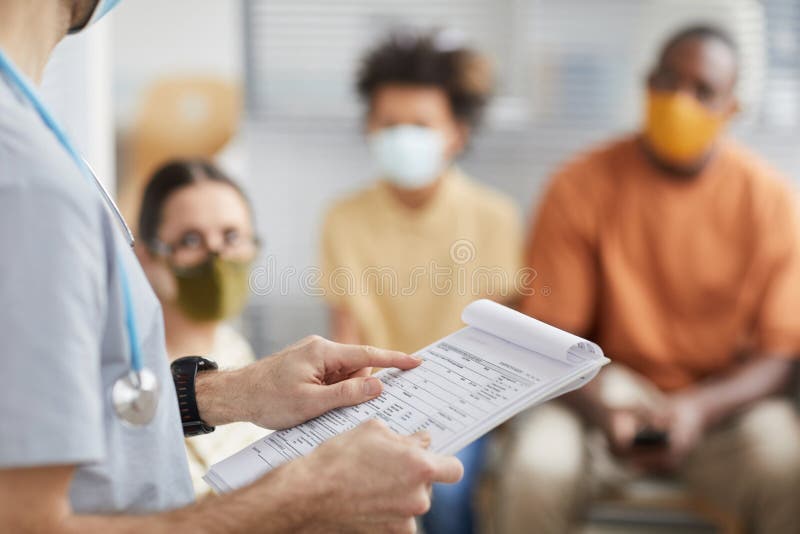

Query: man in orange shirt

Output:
[496, 25, 800, 534]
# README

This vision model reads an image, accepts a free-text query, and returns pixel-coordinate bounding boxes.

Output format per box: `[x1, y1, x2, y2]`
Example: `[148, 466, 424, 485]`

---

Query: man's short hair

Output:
[658, 24, 739, 67]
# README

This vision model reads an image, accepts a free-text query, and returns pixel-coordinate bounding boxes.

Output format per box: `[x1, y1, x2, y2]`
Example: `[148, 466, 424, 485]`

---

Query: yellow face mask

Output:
[643, 90, 728, 167]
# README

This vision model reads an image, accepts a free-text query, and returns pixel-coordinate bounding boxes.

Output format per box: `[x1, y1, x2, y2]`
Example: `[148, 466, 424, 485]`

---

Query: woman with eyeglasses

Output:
[136, 159, 265, 497]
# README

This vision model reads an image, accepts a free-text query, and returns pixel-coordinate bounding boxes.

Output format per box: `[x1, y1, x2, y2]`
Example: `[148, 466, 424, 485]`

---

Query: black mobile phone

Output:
[633, 428, 669, 448]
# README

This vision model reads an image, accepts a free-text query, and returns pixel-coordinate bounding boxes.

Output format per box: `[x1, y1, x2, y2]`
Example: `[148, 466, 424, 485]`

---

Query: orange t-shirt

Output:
[523, 135, 800, 391]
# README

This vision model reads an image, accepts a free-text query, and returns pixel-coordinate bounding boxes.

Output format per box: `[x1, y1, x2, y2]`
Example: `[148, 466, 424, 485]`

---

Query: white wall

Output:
[111, 0, 243, 127]
[41, 18, 114, 189]
[28, 0, 244, 191]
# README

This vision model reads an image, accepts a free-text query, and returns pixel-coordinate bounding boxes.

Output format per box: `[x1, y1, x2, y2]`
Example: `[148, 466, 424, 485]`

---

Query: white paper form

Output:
[204, 300, 609, 493]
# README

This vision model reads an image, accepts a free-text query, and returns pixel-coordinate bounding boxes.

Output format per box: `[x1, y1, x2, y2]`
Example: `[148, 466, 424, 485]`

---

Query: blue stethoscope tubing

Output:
[0, 49, 144, 375]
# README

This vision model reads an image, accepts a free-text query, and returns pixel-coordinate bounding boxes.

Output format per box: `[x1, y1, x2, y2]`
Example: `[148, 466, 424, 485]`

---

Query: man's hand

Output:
[630, 392, 707, 473]
[628, 356, 794, 474]
[566, 364, 668, 457]
[284, 419, 463, 533]
[664, 392, 707, 463]
[0, 419, 460, 534]
[597, 407, 645, 456]
[197, 335, 422, 429]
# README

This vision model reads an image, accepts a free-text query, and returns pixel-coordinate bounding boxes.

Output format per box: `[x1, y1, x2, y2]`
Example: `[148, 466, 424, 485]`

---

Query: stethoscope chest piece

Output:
[112, 368, 159, 426]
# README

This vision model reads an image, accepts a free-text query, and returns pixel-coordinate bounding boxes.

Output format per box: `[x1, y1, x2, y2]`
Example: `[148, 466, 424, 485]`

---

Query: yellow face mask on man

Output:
[643, 90, 728, 167]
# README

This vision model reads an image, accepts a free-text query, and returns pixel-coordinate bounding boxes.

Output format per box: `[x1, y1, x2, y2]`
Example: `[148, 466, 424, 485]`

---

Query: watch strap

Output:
[171, 356, 218, 437]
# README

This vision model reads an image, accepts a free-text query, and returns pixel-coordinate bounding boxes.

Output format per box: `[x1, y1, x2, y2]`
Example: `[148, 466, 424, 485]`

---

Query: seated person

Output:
[319, 32, 522, 534]
[496, 25, 800, 534]
[136, 159, 266, 497]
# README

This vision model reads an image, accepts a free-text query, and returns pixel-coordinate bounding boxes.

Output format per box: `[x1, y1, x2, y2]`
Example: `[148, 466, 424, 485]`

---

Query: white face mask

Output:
[69, 0, 124, 33]
[369, 125, 447, 189]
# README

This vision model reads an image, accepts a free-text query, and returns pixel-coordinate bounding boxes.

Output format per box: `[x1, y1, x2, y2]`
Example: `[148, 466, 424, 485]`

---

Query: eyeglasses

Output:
[150, 229, 260, 267]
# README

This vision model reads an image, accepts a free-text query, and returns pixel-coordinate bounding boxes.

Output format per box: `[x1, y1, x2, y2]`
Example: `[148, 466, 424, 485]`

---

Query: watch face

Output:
[171, 356, 218, 374]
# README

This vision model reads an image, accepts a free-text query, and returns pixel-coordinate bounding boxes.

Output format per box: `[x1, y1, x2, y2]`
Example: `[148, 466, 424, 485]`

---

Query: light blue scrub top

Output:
[0, 74, 194, 512]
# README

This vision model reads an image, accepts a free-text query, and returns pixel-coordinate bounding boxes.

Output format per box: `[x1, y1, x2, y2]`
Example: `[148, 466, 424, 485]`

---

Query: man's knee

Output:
[736, 399, 800, 483]
[503, 403, 585, 484]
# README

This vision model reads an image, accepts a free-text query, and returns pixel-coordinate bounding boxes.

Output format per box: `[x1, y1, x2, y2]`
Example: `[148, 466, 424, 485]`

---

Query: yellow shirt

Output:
[184, 325, 269, 497]
[320, 168, 523, 353]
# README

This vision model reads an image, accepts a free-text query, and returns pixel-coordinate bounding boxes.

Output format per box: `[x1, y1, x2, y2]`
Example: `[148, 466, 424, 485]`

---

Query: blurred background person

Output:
[496, 25, 800, 534]
[104, 0, 796, 367]
[318, 32, 522, 534]
[136, 159, 266, 497]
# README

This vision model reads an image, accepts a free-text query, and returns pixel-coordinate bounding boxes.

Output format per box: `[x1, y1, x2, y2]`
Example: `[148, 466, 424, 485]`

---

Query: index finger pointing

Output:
[331, 343, 423, 374]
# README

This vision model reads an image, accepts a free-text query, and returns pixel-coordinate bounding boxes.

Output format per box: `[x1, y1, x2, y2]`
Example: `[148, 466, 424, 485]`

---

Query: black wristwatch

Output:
[171, 356, 219, 437]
